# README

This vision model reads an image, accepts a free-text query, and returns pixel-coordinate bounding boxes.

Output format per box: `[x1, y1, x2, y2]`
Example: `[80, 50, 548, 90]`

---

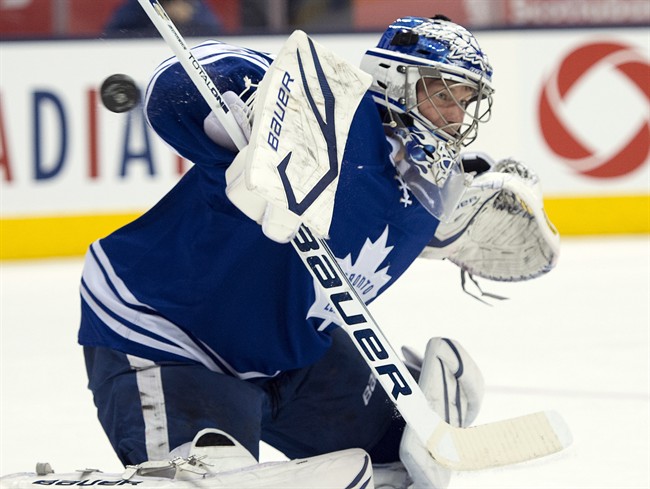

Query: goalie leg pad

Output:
[169, 429, 257, 480]
[399, 338, 485, 488]
[1, 448, 373, 489]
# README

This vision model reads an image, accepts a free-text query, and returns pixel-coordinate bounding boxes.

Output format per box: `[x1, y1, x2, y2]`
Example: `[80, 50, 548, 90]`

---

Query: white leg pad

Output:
[399, 337, 485, 488]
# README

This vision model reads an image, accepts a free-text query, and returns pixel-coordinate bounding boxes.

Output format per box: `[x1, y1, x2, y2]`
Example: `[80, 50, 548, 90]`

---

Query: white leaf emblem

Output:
[308, 226, 393, 330]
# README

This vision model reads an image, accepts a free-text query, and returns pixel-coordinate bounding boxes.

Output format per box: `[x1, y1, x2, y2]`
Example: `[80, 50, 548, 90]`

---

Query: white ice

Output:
[1, 236, 649, 488]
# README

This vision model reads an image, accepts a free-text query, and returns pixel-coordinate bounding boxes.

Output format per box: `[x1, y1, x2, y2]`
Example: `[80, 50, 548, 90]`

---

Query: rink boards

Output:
[1, 28, 648, 258]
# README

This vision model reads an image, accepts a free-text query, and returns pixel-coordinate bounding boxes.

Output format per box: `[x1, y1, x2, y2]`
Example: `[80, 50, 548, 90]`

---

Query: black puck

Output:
[100, 74, 140, 113]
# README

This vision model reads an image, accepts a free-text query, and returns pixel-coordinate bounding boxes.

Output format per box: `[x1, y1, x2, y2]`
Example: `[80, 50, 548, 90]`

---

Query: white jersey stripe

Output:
[80, 284, 197, 361]
[83, 245, 224, 371]
[82, 243, 275, 379]
[89, 241, 152, 310]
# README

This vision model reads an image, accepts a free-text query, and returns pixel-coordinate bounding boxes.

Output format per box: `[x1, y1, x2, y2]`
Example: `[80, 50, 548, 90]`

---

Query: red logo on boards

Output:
[538, 41, 649, 178]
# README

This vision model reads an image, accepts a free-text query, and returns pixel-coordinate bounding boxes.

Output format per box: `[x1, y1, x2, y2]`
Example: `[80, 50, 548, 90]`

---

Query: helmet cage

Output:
[404, 65, 494, 147]
[361, 14, 495, 148]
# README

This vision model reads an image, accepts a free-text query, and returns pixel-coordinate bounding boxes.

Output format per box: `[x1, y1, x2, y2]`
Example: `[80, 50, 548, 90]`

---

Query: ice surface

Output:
[1, 236, 648, 488]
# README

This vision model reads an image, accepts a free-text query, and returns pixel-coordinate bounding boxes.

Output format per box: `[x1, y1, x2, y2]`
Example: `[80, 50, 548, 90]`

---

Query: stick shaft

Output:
[137, 0, 248, 150]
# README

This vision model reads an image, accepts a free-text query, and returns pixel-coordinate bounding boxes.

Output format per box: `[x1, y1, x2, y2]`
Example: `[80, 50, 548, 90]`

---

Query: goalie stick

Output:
[136, 0, 572, 471]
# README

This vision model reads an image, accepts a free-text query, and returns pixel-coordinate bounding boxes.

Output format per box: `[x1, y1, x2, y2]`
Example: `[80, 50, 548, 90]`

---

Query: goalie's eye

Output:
[421, 80, 477, 111]
[443, 87, 477, 109]
[432, 90, 454, 105]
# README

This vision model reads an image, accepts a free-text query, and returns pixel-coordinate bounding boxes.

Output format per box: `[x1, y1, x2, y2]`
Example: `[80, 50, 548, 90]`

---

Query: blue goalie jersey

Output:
[78, 41, 441, 379]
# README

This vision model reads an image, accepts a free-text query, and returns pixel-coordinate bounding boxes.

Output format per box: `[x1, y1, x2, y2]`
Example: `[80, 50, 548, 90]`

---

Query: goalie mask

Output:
[360, 16, 494, 221]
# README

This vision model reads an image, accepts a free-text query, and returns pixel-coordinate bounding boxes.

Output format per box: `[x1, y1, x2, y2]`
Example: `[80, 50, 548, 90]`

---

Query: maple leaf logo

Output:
[308, 226, 394, 330]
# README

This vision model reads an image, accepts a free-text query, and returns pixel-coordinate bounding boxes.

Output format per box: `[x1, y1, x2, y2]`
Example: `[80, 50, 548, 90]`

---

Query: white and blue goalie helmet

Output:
[361, 15, 494, 147]
[360, 16, 495, 221]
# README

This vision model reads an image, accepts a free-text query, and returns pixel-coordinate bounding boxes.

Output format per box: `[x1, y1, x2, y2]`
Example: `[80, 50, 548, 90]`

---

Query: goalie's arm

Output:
[144, 48, 269, 166]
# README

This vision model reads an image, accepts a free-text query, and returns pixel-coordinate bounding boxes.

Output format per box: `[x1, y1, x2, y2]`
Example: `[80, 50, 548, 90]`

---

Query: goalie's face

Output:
[415, 78, 479, 144]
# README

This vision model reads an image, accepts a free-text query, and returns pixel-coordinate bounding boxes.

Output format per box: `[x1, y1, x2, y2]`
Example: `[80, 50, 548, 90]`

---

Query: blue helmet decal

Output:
[376, 17, 493, 81]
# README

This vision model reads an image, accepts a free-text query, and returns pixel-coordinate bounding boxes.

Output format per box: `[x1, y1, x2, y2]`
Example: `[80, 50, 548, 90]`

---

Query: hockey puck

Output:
[100, 74, 140, 113]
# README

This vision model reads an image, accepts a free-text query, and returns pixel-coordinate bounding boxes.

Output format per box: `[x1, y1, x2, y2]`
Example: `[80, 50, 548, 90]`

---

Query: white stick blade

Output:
[427, 410, 572, 471]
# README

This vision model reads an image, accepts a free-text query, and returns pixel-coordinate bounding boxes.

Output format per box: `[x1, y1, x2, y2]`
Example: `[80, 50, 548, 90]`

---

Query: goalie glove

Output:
[225, 30, 371, 243]
[399, 338, 484, 489]
[421, 157, 560, 281]
[204, 88, 303, 242]
[205, 90, 254, 152]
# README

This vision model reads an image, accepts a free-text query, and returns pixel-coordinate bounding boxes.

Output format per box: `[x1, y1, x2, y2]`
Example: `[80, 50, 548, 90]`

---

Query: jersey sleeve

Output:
[143, 41, 273, 167]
